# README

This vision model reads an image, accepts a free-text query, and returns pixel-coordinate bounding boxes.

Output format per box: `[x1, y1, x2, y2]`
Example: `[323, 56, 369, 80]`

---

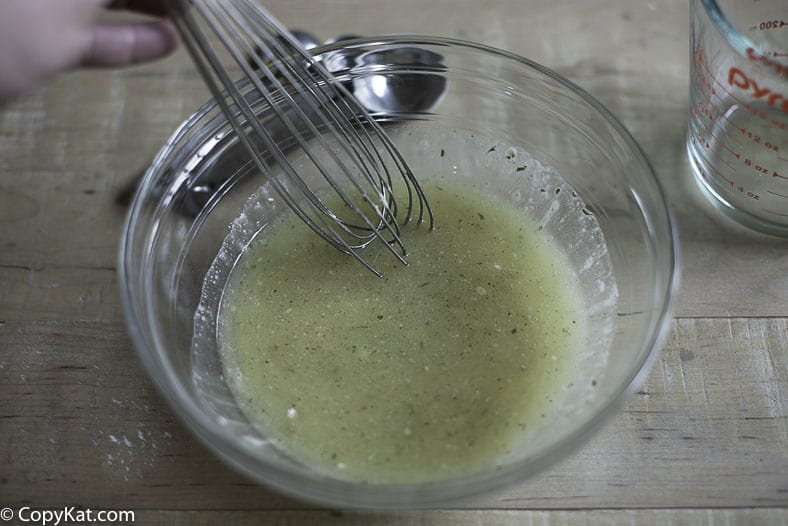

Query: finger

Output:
[81, 20, 179, 67]
[106, 0, 169, 17]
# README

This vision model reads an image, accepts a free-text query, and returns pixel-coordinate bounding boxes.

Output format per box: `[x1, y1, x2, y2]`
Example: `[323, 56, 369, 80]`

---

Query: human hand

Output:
[0, 0, 178, 99]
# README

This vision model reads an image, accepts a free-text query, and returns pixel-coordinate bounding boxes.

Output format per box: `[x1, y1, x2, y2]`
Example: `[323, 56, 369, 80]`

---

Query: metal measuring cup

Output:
[688, 0, 788, 235]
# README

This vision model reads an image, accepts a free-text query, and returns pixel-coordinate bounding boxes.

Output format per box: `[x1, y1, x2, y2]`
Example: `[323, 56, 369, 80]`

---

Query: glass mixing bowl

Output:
[119, 36, 678, 508]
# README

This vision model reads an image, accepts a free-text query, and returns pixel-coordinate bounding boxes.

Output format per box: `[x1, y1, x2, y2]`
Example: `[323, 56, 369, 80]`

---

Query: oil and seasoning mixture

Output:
[217, 180, 585, 483]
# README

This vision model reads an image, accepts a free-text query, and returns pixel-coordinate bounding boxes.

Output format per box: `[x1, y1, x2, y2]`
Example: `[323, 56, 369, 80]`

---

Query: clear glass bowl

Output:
[119, 36, 678, 508]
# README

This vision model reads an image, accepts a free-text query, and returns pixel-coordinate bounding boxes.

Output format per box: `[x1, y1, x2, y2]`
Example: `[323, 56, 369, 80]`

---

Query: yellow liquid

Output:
[218, 180, 584, 483]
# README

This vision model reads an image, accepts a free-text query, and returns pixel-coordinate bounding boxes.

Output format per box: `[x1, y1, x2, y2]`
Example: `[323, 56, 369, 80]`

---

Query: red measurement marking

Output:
[692, 76, 733, 124]
[692, 107, 742, 158]
[692, 137, 735, 184]
[694, 85, 781, 159]
[697, 166, 719, 186]
[693, 63, 719, 98]
[739, 128, 783, 152]
[709, 163, 734, 185]
[767, 190, 788, 198]
[697, 162, 761, 200]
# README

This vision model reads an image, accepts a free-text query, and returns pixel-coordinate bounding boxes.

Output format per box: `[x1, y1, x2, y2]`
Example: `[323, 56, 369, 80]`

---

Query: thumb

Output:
[81, 19, 179, 67]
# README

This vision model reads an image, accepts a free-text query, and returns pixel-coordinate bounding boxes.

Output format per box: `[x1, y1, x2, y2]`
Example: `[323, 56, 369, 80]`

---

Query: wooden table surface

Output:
[1, 0, 787, 524]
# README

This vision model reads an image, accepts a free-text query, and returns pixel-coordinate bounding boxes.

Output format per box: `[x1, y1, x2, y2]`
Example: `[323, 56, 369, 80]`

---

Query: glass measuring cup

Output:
[688, 0, 788, 235]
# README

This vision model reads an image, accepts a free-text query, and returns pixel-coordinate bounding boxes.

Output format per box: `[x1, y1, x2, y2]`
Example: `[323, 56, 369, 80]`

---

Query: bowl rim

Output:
[118, 34, 679, 509]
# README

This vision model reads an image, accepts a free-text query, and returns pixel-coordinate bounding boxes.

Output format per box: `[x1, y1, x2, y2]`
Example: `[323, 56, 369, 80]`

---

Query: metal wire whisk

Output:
[164, 0, 433, 276]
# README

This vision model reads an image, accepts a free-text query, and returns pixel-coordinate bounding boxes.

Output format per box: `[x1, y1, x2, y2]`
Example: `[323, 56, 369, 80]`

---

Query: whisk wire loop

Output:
[205, 1, 406, 249]
[164, 0, 434, 276]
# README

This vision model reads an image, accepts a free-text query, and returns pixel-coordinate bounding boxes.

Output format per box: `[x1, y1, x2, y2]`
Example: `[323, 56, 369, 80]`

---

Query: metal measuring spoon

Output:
[321, 34, 448, 114]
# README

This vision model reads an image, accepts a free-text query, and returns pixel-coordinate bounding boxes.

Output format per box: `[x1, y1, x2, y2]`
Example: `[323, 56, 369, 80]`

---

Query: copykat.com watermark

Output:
[0, 507, 134, 525]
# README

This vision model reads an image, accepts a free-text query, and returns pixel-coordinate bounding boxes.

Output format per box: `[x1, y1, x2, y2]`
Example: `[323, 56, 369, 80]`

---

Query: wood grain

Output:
[1, 0, 784, 322]
[1, 319, 785, 510]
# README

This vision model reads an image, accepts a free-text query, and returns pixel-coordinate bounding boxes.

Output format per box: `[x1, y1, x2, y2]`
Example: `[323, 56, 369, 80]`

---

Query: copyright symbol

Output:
[0, 508, 13, 521]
